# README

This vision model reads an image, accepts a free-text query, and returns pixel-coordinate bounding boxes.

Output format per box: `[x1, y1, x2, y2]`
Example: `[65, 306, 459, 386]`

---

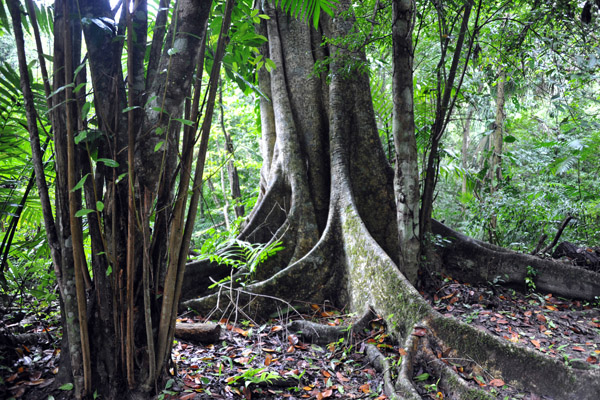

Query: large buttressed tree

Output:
[183, 0, 600, 398]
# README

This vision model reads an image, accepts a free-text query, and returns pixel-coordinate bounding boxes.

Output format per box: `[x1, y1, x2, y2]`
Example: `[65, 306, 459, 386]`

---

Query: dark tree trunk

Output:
[181, 2, 600, 399]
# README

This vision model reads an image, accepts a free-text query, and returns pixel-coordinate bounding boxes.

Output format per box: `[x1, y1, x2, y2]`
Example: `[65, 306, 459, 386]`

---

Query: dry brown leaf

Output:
[489, 378, 505, 387]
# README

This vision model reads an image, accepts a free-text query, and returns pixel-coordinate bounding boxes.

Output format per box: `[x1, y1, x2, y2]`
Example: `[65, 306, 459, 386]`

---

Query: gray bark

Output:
[392, 0, 420, 284]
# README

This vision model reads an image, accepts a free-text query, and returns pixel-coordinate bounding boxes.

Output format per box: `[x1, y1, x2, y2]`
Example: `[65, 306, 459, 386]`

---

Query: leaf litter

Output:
[1, 274, 598, 399]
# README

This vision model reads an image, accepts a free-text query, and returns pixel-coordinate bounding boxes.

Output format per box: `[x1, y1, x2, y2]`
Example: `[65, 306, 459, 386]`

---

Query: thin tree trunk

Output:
[420, 1, 479, 236]
[6, 0, 62, 288]
[220, 166, 231, 231]
[488, 69, 506, 243]
[219, 81, 245, 218]
[392, 0, 420, 284]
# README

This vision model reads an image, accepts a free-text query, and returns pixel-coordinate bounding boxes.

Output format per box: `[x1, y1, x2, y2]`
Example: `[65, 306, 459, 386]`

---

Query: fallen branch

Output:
[540, 215, 572, 254]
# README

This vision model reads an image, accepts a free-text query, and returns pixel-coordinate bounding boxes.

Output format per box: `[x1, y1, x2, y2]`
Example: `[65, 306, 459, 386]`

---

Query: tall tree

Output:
[183, 1, 600, 398]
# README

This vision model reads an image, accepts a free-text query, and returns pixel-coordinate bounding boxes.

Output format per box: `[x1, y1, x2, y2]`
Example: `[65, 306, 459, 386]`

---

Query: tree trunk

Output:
[392, 0, 420, 284]
[219, 80, 245, 218]
[182, 3, 600, 399]
[488, 69, 506, 243]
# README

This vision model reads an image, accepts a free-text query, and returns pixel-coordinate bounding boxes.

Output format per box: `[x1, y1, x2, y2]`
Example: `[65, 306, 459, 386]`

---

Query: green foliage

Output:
[274, 0, 337, 29]
[525, 266, 537, 292]
[197, 237, 284, 287]
[430, 0, 600, 249]
[227, 366, 281, 387]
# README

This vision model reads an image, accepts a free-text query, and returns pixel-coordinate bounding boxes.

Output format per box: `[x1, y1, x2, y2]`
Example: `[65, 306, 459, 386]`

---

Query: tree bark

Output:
[392, 0, 420, 284]
[487, 69, 506, 243]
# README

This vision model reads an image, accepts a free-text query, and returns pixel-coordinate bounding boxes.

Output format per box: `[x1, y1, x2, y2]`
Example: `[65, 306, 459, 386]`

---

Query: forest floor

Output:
[1, 271, 599, 400]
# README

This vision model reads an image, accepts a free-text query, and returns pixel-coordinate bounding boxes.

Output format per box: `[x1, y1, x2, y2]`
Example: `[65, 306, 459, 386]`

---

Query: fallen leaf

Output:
[288, 335, 299, 345]
[265, 353, 273, 366]
[322, 388, 333, 397]
[489, 378, 505, 387]
[398, 348, 407, 356]
[536, 314, 547, 323]
[359, 383, 370, 393]
[24, 379, 46, 386]
[336, 371, 350, 382]
[573, 346, 586, 352]
[473, 375, 486, 386]
[412, 327, 427, 337]
[531, 339, 540, 348]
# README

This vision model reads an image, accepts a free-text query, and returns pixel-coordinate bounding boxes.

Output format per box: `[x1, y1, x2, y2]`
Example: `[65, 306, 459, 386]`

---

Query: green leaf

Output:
[414, 373, 430, 382]
[75, 209, 94, 217]
[74, 130, 88, 145]
[172, 117, 195, 126]
[71, 173, 89, 192]
[313, 4, 320, 29]
[96, 201, 104, 212]
[503, 135, 517, 143]
[122, 105, 141, 113]
[48, 83, 74, 99]
[59, 383, 74, 391]
[96, 158, 119, 168]
[154, 141, 164, 152]
[81, 101, 91, 120]
[73, 61, 86, 78]
[106, 265, 112, 276]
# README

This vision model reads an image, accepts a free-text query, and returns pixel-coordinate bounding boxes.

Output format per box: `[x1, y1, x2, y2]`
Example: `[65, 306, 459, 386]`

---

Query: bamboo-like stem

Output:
[6, 0, 62, 286]
[63, 0, 92, 395]
[154, 19, 210, 372]
[141, 189, 156, 389]
[24, 0, 51, 98]
[155, 0, 235, 373]
[125, 0, 136, 388]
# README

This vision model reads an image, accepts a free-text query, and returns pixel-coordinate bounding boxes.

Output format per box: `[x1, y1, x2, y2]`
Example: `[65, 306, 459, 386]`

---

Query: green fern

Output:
[274, 0, 338, 28]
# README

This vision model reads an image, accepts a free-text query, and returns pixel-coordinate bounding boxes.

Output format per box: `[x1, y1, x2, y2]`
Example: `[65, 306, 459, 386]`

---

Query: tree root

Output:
[180, 218, 341, 318]
[432, 219, 600, 300]
[184, 192, 600, 399]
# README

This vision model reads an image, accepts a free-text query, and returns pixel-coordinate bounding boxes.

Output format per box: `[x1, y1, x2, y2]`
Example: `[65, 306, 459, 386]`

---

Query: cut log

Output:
[174, 322, 221, 344]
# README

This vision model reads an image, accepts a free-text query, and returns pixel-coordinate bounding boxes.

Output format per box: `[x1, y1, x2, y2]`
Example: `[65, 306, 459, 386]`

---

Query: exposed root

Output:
[287, 308, 374, 344]
[364, 344, 405, 400]
[180, 221, 340, 318]
[432, 220, 600, 300]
